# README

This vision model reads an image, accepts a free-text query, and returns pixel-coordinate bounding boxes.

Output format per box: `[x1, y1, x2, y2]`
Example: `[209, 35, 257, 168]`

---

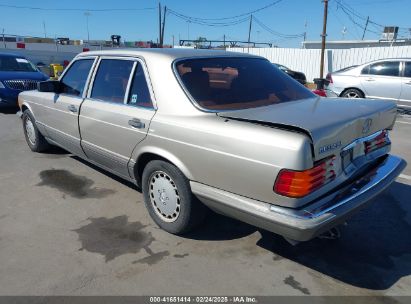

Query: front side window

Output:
[60, 59, 94, 96]
[91, 59, 134, 103]
[127, 63, 153, 108]
[176, 57, 314, 111]
[363, 61, 400, 77]
[0, 56, 38, 72]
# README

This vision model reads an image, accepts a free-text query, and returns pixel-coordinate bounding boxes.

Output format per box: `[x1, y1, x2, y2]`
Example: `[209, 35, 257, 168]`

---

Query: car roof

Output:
[76, 48, 260, 62]
[363, 58, 411, 65]
[0, 53, 26, 59]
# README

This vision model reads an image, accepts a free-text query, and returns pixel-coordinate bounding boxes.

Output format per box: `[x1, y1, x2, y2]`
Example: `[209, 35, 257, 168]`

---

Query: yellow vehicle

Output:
[50, 64, 63, 80]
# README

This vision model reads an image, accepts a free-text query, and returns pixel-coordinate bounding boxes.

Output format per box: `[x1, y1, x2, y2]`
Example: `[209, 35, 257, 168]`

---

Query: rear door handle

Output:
[128, 118, 145, 129]
[405, 81, 411, 85]
[365, 78, 376, 82]
[68, 105, 78, 113]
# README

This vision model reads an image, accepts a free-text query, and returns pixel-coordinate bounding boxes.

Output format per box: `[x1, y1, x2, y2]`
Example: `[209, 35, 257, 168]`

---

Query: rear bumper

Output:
[324, 88, 340, 98]
[191, 155, 406, 241]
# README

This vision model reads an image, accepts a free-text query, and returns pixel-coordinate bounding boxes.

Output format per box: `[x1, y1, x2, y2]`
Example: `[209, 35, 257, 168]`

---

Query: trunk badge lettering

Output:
[362, 118, 373, 134]
[319, 141, 342, 154]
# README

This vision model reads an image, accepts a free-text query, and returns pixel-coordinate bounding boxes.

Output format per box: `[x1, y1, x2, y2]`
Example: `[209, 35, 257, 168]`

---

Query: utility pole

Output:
[172, 34, 175, 46]
[160, 5, 167, 47]
[319, 0, 328, 79]
[223, 34, 226, 48]
[158, 2, 162, 47]
[362, 16, 369, 40]
[247, 14, 253, 52]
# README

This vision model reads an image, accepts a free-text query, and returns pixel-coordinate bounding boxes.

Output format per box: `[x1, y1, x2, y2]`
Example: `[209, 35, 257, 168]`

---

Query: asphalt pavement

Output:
[0, 108, 410, 296]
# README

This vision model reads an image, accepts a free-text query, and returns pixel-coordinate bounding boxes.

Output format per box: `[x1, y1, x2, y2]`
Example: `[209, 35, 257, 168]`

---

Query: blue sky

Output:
[1, 0, 410, 47]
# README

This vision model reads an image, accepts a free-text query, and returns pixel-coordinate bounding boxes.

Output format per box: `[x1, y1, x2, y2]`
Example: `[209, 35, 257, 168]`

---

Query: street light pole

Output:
[43, 21, 47, 38]
[84, 11, 91, 45]
[187, 21, 190, 41]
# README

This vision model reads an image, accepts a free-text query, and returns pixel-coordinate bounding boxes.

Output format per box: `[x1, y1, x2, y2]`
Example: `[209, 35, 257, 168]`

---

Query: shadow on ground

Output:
[0, 107, 18, 115]
[46, 146, 411, 290]
[191, 181, 411, 290]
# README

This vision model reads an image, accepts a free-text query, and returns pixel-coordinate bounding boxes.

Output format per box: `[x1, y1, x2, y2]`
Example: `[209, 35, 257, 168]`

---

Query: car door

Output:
[399, 61, 411, 108]
[79, 57, 156, 179]
[359, 61, 402, 101]
[41, 57, 97, 157]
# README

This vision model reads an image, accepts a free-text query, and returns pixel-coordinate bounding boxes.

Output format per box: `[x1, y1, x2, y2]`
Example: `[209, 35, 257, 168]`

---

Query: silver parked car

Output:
[326, 58, 411, 109]
[18, 49, 406, 243]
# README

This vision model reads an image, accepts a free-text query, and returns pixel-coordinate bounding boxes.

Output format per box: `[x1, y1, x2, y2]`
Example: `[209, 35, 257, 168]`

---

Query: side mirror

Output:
[38, 80, 61, 93]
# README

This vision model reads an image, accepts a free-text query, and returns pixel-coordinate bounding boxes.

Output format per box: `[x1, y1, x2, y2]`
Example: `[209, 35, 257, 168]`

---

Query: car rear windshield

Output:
[175, 57, 314, 111]
[0, 56, 38, 72]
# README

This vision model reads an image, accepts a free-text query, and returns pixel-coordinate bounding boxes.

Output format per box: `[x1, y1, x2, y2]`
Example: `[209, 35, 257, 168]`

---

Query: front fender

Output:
[20, 100, 36, 119]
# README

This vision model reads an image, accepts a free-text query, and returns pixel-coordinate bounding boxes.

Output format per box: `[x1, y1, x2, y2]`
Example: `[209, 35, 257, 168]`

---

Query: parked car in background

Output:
[273, 63, 307, 85]
[18, 49, 405, 243]
[0, 53, 48, 108]
[326, 58, 411, 109]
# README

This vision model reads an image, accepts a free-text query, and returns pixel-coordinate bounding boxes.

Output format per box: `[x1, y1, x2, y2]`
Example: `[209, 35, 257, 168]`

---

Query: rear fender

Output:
[130, 145, 194, 181]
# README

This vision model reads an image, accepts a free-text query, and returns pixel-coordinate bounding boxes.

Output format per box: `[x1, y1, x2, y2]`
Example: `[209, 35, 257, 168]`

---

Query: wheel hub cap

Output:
[25, 117, 36, 145]
[346, 92, 359, 98]
[149, 171, 180, 222]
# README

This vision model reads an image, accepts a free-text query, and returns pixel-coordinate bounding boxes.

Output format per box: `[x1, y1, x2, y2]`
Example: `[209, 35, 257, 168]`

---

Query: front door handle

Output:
[128, 118, 145, 129]
[405, 81, 411, 85]
[68, 105, 78, 113]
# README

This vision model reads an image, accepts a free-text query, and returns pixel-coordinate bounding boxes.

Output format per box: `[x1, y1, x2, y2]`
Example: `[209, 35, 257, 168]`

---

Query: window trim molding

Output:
[58, 56, 98, 98]
[85, 56, 157, 110]
[125, 62, 155, 110]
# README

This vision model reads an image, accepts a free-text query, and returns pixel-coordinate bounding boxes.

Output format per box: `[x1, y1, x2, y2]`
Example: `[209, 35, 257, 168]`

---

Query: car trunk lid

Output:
[217, 97, 397, 161]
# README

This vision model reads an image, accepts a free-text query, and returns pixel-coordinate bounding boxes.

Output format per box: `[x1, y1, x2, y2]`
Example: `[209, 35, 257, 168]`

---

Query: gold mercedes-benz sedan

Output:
[18, 49, 406, 243]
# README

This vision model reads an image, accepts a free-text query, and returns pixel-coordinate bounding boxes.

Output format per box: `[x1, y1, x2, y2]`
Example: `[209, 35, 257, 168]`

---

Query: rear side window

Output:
[176, 57, 314, 111]
[363, 61, 400, 77]
[404, 62, 411, 78]
[127, 63, 153, 108]
[91, 59, 134, 103]
[61, 59, 94, 96]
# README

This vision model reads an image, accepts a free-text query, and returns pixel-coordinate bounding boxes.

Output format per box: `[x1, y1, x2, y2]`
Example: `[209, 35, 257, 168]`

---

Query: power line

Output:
[334, 1, 384, 37]
[253, 16, 305, 39]
[0, 4, 155, 12]
[335, 0, 409, 32]
[168, 10, 251, 27]
[167, 0, 283, 22]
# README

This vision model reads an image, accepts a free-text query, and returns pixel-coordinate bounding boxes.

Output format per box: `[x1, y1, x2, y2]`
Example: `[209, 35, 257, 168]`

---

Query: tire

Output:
[142, 160, 208, 234]
[22, 110, 50, 152]
[341, 88, 364, 99]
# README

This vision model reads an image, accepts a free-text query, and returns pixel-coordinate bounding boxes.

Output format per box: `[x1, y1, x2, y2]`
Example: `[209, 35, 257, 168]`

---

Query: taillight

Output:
[364, 130, 389, 154]
[326, 73, 333, 84]
[312, 89, 327, 97]
[274, 156, 336, 198]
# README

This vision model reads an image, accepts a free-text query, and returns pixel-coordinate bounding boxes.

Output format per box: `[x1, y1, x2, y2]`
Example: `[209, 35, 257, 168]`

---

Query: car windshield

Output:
[0, 56, 38, 72]
[176, 57, 313, 111]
